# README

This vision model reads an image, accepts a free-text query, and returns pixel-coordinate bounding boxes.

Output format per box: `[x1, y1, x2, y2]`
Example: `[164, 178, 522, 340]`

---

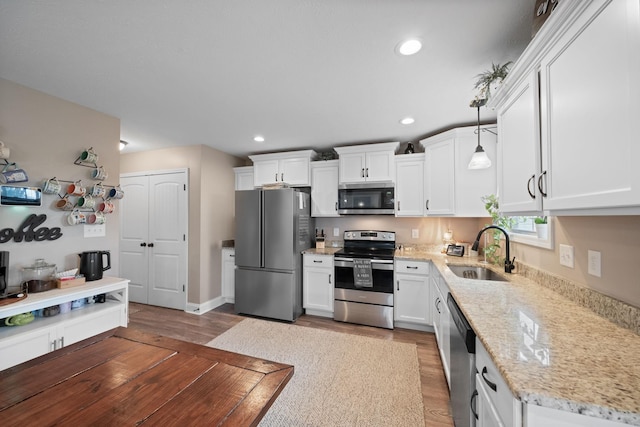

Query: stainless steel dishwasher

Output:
[447, 293, 476, 427]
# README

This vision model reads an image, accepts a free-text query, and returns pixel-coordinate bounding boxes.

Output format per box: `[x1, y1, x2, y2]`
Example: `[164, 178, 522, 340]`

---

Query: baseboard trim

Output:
[185, 296, 227, 315]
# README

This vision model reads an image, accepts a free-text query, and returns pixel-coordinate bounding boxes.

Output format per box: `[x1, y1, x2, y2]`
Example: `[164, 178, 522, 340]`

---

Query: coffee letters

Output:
[0, 214, 63, 243]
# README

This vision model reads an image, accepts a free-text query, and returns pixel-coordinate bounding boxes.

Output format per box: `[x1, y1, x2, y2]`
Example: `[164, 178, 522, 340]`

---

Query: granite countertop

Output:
[302, 247, 342, 256]
[396, 249, 640, 425]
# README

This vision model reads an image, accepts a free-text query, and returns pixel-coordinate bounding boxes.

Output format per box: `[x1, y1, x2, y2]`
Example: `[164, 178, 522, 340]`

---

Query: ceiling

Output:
[0, 0, 534, 158]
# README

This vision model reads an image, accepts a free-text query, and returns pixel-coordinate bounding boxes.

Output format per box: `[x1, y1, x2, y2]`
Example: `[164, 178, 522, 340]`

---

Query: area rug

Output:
[207, 318, 425, 427]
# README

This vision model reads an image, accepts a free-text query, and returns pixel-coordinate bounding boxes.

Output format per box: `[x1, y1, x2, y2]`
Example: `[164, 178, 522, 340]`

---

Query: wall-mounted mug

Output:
[77, 195, 96, 209]
[67, 209, 87, 225]
[91, 165, 108, 181]
[80, 147, 98, 164]
[0, 162, 29, 184]
[42, 177, 62, 195]
[0, 141, 10, 159]
[90, 182, 106, 198]
[88, 211, 106, 225]
[68, 180, 86, 196]
[108, 186, 124, 200]
[98, 201, 115, 214]
[56, 196, 74, 211]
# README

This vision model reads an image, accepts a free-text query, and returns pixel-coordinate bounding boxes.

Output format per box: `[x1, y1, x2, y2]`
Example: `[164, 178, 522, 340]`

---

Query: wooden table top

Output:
[0, 327, 294, 426]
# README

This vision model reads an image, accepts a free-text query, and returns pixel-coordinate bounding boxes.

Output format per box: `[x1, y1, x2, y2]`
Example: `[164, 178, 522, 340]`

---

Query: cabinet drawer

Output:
[222, 248, 235, 261]
[476, 338, 519, 426]
[304, 254, 333, 268]
[395, 260, 429, 275]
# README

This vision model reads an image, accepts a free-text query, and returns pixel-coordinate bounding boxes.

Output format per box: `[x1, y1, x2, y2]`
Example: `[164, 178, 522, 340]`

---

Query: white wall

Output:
[0, 78, 121, 289]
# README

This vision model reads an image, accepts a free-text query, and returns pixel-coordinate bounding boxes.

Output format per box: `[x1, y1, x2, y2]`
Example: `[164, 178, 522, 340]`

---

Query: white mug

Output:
[108, 186, 124, 200]
[98, 201, 115, 213]
[91, 165, 108, 181]
[88, 211, 106, 225]
[0, 141, 9, 159]
[77, 195, 96, 209]
[43, 177, 62, 195]
[90, 183, 106, 198]
[67, 180, 86, 196]
[67, 209, 87, 225]
[80, 148, 98, 164]
[56, 196, 74, 211]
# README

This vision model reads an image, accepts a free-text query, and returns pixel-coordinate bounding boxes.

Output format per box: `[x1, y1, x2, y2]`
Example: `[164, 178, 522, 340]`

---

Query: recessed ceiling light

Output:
[400, 117, 415, 125]
[254, 135, 265, 143]
[397, 39, 422, 56]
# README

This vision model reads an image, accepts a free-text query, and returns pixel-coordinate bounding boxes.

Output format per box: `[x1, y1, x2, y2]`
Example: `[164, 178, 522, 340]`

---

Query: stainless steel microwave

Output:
[337, 183, 395, 215]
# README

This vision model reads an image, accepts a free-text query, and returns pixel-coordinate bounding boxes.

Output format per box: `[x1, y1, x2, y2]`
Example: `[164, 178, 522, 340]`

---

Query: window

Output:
[508, 216, 553, 249]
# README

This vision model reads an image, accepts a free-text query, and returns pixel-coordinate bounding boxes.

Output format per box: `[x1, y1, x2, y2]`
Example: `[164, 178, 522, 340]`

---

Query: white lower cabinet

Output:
[302, 254, 334, 317]
[432, 267, 451, 387]
[475, 337, 522, 427]
[394, 260, 431, 330]
[0, 277, 129, 371]
[221, 248, 235, 303]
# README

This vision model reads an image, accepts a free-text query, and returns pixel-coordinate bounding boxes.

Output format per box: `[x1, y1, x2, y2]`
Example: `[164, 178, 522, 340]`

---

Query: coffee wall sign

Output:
[0, 214, 63, 243]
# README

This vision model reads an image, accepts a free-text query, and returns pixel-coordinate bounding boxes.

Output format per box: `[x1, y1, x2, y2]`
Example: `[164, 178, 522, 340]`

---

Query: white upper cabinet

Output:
[420, 126, 497, 217]
[492, 0, 640, 215]
[233, 166, 254, 191]
[249, 150, 317, 187]
[310, 160, 339, 217]
[395, 154, 425, 217]
[496, 72, 543, 214]
[334, 142, 399, 184]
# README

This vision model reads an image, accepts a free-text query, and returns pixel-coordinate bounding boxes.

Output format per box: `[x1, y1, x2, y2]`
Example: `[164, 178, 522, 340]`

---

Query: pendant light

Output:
[468, 102, 492, 170]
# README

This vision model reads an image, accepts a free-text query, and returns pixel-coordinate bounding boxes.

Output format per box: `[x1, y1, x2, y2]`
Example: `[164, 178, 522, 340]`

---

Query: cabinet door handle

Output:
[314, 260, 322, 263]
[275, 173, 278, 182]
[481, 366, 497, 392]
[396, 280, 400, 291]
[281, 173, 284, 182]
[425, 200, 430, 210]
[335, 202, 338, 211]
[148, 243, 154, 248]
[365, 168, 369, 177]
[470, 389, 479, 420]
[140, 242, 147, 247]
[527, 174, 536, 199]
[51, 340, 57, 351]
[329, 274, 332, 284]
[59, 337, 64, 348]
[361, 168, 365, 178]
[537, 171, 547, 197]
[406, 266, 418, 270]
[435, 297, 441, 313]
[398, 201, 401, 211]
[229, 254, 235, 258]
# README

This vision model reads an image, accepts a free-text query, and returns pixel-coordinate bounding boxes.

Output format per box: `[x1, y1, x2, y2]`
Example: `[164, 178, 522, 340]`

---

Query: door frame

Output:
[120, 168, 189, 310]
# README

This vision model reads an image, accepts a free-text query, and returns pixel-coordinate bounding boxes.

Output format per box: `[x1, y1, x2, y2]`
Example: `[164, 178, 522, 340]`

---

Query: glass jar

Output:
[22, 259, 56, 293]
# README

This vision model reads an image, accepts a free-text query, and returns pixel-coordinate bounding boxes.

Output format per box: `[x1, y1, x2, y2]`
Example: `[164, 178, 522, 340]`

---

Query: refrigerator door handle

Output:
[260, 190, 265, 268]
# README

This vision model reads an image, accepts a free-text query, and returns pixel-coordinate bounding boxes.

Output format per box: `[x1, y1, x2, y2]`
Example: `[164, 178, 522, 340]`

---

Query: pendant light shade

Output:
[468, 104, 492, 170]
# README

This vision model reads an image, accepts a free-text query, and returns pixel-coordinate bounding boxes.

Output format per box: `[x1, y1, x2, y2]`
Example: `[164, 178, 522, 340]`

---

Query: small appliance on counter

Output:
[79, 251, 111, 281]
[22, 258, 56, 293]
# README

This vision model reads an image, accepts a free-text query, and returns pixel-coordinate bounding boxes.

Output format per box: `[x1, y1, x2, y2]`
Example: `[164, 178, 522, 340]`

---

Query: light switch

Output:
[411, 229, 419, 239]
[559, 244, 574, 268]
[588, 250, 601, 277]
[333, 227, 340, 237]
[84, 224, 106, 238]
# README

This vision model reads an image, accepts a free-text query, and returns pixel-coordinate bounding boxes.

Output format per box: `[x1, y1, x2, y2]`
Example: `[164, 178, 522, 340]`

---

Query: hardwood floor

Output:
[128, 302, 454, 426]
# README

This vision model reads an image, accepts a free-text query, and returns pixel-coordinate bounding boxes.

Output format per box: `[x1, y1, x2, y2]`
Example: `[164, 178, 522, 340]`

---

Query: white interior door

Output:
[119, 171, 188, 310]
[147, 173, 188, 310]
[120, 176, 150, 304]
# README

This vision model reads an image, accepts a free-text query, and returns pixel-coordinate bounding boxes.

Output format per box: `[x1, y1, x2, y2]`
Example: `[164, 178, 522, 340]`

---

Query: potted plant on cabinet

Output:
[470, 62, 513, 106]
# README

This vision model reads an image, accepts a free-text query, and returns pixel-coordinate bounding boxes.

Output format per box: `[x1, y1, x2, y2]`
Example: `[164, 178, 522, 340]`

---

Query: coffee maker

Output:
[0, 251, 8, 296]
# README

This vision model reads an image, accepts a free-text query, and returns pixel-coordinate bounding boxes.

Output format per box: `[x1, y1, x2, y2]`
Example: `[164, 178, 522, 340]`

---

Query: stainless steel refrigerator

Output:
[234, 188, 313, 321]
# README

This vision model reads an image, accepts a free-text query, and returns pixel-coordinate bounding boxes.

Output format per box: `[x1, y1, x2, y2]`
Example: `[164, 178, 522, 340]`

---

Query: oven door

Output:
[334, 257, 394, 294]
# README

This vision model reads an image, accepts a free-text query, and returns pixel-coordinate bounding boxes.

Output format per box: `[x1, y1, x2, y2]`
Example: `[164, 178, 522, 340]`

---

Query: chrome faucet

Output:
[471, 225, 516, 273]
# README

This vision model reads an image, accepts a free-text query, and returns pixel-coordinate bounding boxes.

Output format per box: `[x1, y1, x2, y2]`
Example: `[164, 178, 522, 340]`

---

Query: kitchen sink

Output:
[447, 265, 509, 282]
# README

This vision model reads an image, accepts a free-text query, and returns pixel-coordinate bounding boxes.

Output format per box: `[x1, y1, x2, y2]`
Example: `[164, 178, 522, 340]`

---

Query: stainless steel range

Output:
[333, 230, 395, 329]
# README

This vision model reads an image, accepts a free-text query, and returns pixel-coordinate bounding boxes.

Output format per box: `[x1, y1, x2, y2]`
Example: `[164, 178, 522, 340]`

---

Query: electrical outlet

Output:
[411, 229, 419, 239]
[84, 224, 106, 238]
[588, 250, 601, 277]
[559, 244, 574, 268]
[333, 227, 340, 237]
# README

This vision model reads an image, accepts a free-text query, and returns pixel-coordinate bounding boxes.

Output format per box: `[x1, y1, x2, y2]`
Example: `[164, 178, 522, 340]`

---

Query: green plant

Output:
[481, 194, 516, 265]
[534, 216, 548, 224]
[470, 62, 512, 105]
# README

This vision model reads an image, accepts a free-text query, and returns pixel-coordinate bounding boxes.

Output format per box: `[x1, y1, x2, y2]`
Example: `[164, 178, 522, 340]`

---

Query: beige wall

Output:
[0, 78, 121, 286]
[120, 145, 241, 305]
[510, 216, 640, 308]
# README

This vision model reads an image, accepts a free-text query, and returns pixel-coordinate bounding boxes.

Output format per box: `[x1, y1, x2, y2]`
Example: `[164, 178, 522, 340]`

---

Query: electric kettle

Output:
[78, 251, 111, 281]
